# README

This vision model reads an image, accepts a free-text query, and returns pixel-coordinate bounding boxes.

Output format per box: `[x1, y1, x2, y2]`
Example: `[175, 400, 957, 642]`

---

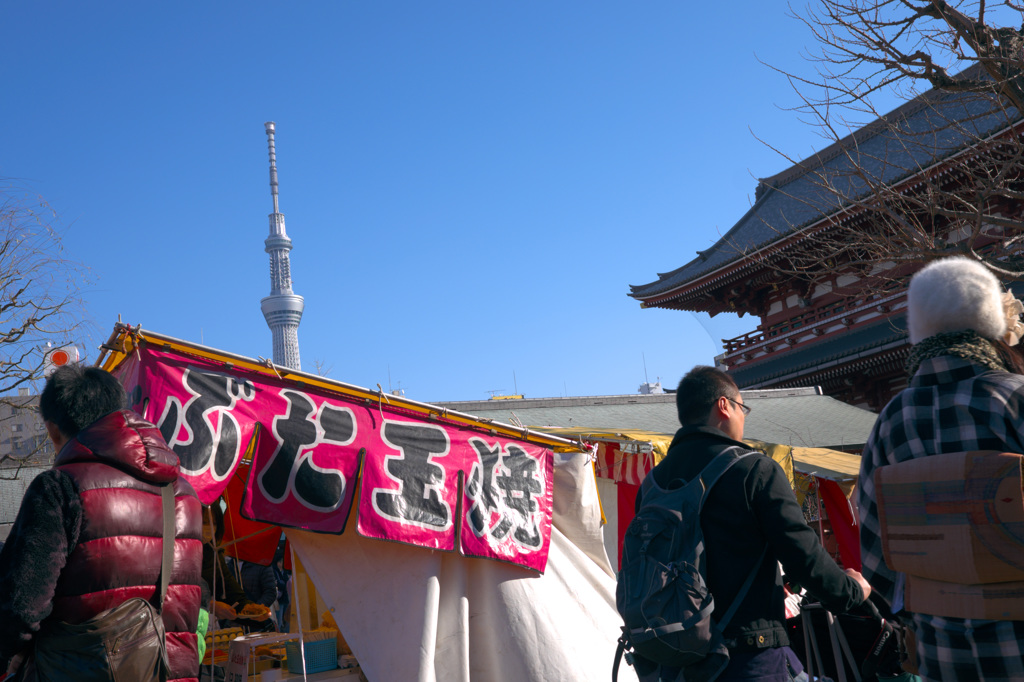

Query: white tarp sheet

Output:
[286, 449, 638, 682]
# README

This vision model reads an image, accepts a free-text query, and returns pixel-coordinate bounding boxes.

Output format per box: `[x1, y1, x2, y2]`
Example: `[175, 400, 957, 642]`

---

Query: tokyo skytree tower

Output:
[260, 122, 304, 370]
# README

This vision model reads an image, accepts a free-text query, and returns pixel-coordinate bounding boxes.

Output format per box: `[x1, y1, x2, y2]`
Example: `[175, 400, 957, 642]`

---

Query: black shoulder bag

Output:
[27, 484, 176, 682]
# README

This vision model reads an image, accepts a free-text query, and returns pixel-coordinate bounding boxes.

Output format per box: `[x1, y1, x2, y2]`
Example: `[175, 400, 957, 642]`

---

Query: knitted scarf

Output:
[905, 329, 1008, 377]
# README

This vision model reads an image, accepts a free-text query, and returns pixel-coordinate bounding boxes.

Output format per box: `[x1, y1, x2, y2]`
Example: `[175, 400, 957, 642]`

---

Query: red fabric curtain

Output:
[817, 477, 860, 571]
[220, 463, 283, 566]
[616, 481, 640, 571]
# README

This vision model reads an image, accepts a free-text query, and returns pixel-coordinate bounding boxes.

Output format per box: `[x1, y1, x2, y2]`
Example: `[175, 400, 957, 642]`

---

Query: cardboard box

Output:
[875, 450, 1024, 618]
[876, 450, 1024, 583]
[903, 576, 1024, 620]
[224, 633, 293, 682]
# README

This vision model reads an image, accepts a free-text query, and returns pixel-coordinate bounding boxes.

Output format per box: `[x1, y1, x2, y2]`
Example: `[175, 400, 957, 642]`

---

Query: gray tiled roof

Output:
[439, 394, 684, 434]
[740, 390, 878, 450]
[630, 85, 1017, 300]
[437, 388, 877, 450]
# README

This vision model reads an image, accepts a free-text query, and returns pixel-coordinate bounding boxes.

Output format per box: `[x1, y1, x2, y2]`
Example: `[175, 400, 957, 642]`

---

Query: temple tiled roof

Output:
[630, 84, 1017, 301]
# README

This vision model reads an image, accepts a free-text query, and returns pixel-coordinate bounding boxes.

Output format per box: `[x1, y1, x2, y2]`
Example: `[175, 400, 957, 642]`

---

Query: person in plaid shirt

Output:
[859, 256, 1024, 682]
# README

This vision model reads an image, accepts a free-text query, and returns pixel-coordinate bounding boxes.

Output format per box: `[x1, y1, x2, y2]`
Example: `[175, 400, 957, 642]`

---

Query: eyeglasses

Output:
[725, 396, 751, 416]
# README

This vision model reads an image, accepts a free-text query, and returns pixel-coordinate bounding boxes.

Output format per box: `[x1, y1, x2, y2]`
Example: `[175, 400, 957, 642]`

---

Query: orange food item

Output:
[239, 603, 271, 620]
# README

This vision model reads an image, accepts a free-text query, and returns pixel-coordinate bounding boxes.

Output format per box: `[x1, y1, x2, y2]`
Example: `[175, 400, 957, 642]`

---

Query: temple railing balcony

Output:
[720, 284, 907, 361]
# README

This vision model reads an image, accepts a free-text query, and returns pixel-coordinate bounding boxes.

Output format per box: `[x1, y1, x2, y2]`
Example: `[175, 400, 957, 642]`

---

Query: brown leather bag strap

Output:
[157, 484, 175, 613]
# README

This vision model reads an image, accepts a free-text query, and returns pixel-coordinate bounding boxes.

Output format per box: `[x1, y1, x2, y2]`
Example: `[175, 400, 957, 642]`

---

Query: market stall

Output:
[96, 324, 636, 682]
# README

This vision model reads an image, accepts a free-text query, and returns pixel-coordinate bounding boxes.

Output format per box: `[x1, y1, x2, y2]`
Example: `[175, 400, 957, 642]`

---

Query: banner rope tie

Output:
[125, 324, 146, 362]
[375, 384, 390, 422]
[257, 356, 283, 380]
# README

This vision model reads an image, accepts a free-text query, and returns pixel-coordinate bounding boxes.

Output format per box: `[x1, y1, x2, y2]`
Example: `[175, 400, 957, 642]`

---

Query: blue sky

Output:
[2, 3, 888, 402]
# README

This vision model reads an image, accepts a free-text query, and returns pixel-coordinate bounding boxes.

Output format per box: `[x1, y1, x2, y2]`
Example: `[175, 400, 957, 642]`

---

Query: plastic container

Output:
[285, 638, 338, 674]
[203, 627, 244, 665]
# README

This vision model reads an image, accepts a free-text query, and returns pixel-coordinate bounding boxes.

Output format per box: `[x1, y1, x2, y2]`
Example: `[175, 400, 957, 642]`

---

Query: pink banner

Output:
[357, 419, 553, 564]
[114, 347, 554, 572]
[114, 351, 262, 502]
[243, 387, 362, 534]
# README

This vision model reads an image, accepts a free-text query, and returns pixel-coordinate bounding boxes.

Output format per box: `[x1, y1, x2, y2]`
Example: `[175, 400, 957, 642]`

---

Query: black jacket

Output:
[637, 425, 864, 650]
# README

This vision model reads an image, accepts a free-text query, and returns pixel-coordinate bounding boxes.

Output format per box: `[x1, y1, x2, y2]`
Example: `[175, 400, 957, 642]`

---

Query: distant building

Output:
[0, 390, 52, 465]
[0, 389, 53, 542]
[638, 381, 664, 395]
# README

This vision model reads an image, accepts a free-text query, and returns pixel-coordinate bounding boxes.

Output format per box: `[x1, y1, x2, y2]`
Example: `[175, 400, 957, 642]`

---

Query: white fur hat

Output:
[907, 256, 1007, 344]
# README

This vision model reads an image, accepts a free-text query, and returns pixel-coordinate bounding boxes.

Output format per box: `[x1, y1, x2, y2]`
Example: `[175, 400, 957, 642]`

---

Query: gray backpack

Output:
[614, 445, 765, 681]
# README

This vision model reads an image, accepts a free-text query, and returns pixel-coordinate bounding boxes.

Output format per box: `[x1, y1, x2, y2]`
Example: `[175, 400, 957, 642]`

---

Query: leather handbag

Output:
[27, 484, 176, 682]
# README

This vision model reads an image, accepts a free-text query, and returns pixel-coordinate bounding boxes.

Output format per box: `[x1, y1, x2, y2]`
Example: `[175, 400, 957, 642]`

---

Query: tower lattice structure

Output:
[260, 122, 304, 370]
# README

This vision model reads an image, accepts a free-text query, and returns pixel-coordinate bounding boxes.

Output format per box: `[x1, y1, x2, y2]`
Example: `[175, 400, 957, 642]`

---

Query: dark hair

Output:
[994, 338, 1024, 375]
[39, 364, 127, 438]
[675, 365, 739, 425]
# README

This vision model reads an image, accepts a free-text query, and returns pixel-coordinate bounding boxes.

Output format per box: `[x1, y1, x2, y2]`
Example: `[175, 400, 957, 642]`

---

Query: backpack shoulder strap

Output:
[639, 444, 756, 503]
[696, 445, 756, 512]
[156, 484, 175, 613]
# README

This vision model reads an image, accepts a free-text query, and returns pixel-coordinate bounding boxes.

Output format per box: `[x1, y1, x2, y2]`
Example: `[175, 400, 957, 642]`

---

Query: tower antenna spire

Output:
[267, 122, 280, 215]
[260, 122, 304, 370]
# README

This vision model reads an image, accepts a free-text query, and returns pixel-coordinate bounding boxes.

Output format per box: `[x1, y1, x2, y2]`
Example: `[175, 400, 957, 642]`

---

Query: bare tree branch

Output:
[311, 358, 333, 377]
[0, 180, 89, 472]
[750, 1, 1024, 290]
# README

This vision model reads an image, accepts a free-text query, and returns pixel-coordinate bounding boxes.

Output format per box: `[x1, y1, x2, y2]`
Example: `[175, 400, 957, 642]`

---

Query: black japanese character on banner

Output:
[373, 422, 451, 530]
[259, 390, 355, 512]
[499, 445, 544, 548]
[466, 438, 544, 549]
[466, 440, 514, 540]
[158, 367, 255, 479]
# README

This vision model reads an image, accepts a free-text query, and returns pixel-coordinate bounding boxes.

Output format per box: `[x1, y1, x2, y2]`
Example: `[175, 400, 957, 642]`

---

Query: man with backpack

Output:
[618, 365, 870, 682]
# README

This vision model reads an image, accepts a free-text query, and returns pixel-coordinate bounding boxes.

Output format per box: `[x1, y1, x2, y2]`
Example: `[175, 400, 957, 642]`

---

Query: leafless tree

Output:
[750, 1, 1024, 286]
[799, 0, 1024, 112]
[0, 181, 87, 476]
[311, 358, 333, 377]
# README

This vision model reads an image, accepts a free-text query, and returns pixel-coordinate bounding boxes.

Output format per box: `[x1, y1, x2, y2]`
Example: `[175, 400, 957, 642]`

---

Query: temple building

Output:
[629, 79, 1022, 410]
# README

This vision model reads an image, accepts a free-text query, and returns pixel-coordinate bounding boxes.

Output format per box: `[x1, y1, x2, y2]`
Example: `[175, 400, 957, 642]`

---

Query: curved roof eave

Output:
[630, 87, 1019, 305]
[628, 191, 801, 303]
